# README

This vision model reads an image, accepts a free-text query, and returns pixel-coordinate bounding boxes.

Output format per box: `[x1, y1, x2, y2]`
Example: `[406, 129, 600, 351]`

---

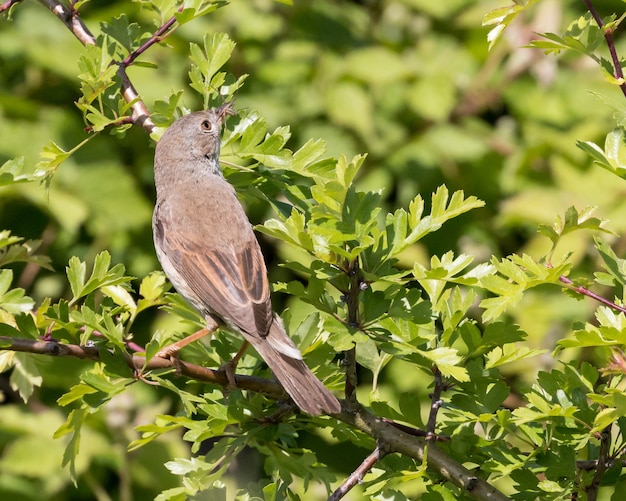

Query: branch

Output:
[2, 335, 510, 500]
[581, 0, 626, 98]
[426, 365, 445, 442]
[0, 336, 286, 399]
[584, 426, 612, 501]
[37, 0, 95, 46]
[343, 258, 361, 407]
[559, 275, 626, 315]
[35, 0, 155, 132]
[328, 445, 387, 501]
[337, 405, 511, 501]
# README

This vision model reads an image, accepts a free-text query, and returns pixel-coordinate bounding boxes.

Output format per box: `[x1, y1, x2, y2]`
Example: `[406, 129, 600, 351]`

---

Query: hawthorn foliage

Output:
[1, 1, 626, 500]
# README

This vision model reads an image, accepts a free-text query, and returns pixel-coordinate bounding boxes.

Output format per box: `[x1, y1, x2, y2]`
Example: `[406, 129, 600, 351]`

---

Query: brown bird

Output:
[152, 103, 341, 415]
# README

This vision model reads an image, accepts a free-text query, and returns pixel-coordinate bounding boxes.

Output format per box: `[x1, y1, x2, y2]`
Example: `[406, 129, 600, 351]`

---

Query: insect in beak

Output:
[216, 102, 235, 122]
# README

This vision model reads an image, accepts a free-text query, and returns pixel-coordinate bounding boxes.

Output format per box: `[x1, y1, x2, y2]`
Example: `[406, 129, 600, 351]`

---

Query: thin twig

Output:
[120, 9, 181, 68]
[559, 275, 626, 314]
[585, 426, 612, 501]
[343, 258, 361, 407]
[338, 404, 510, 501]
[577, 458, 626, 471]
[328, 445, 387, 501]
[35, 0, 155, 131]
[381, 418, 450, 441]
[581, 0, 626, 98]
[426, 365, 444, 443]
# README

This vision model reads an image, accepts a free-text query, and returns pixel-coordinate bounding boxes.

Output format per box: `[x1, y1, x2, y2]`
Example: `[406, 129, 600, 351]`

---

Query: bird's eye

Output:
[200, 120, 212, 131]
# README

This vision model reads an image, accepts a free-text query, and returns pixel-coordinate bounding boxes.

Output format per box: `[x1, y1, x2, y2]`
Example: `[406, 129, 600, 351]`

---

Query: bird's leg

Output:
[155, 327, 212, 359]
[154, 317, 219, 374]
[222, 340, 249, 388]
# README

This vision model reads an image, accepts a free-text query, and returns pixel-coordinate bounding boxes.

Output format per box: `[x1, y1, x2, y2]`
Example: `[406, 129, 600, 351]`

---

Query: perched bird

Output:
[151, 103, 341, 415]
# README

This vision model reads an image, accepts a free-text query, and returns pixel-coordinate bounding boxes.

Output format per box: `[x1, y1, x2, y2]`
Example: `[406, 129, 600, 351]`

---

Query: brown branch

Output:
[36, 0, 95, 46]
[328, 445, 387, 501]
[581, 0, 626, 98]
[577, 459, 625, 471]
[426, 365, 444, 443]
[121, 8, 181, 68]
[343, 258, 361, 408]
[381, 418, 450, 442]
[584, 426, 612, 501]
[1, 335, 510, 500]
[35, 0, 155, 132]
[0, 336, 286, 399]
[337, 404, 511, 501]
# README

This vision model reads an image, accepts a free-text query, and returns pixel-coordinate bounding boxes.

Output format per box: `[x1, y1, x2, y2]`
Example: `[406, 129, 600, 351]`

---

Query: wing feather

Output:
[155, 202, 273, 338]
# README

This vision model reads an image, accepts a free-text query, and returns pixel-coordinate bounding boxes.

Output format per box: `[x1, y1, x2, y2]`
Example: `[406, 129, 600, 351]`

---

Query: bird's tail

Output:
[248, 320, 341, 415]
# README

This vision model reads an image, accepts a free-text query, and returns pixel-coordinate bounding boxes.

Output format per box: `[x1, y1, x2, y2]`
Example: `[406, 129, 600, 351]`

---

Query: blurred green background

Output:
[1, 0, 626, 498]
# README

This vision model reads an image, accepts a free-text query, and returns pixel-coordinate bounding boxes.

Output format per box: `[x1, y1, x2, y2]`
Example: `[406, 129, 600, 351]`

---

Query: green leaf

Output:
[0, 157, 47, 186]
[9, 353, 42, 402]
[137, 271, 170, 314]
[485, 345, 546, 369]
[100, 14, 143, 55]
[594, 237, 626, 287]
[577, 128, 626, 178]
[418, 347, 468, 382]
[0, 231, 52, 269]
[482, 1, 540, 50]
[0, 270, 35, 314]
[57, 383, 99, 407]
[54, 408, 88, 483]
[387, 186, 484, 257]
[66, 251, 132, 305]
[34, 136, 94, 184]
[189, 33, 236, 107]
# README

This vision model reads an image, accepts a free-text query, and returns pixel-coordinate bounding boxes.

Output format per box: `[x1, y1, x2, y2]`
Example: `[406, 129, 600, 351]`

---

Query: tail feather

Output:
[248, 321, 341, 415]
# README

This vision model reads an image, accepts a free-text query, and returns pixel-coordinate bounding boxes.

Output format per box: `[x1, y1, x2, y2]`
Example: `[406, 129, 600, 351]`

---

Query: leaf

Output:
[387, 186, 484, 257]
[594, 237, 626, 287]
[485, 345, 546, 369]
[54, 408, 88, 483]
[0, 270, 35, 314]
[539, 206, 614, 258]
[482, 1, 540, 50]
[189, 33, 236, 107]
[418, 347, 468, 382]
[0, 157, 47, 186]
[9, 353, 42, 402]
[66, 252, 132, 305]
[137, 271, 170, 314]
[0, 231, 52, 269]
[100, 14, 143, 55]
[577, 128, 626, 178]
[34, 136, 94, 184]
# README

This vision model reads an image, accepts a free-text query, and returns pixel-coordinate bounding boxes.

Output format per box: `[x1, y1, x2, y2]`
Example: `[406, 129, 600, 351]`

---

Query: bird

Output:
[151, 103, 341, 415]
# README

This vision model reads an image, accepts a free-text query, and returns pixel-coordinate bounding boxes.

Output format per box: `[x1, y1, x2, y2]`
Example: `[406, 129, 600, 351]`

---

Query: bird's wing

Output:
[154, 207, 274, 338]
